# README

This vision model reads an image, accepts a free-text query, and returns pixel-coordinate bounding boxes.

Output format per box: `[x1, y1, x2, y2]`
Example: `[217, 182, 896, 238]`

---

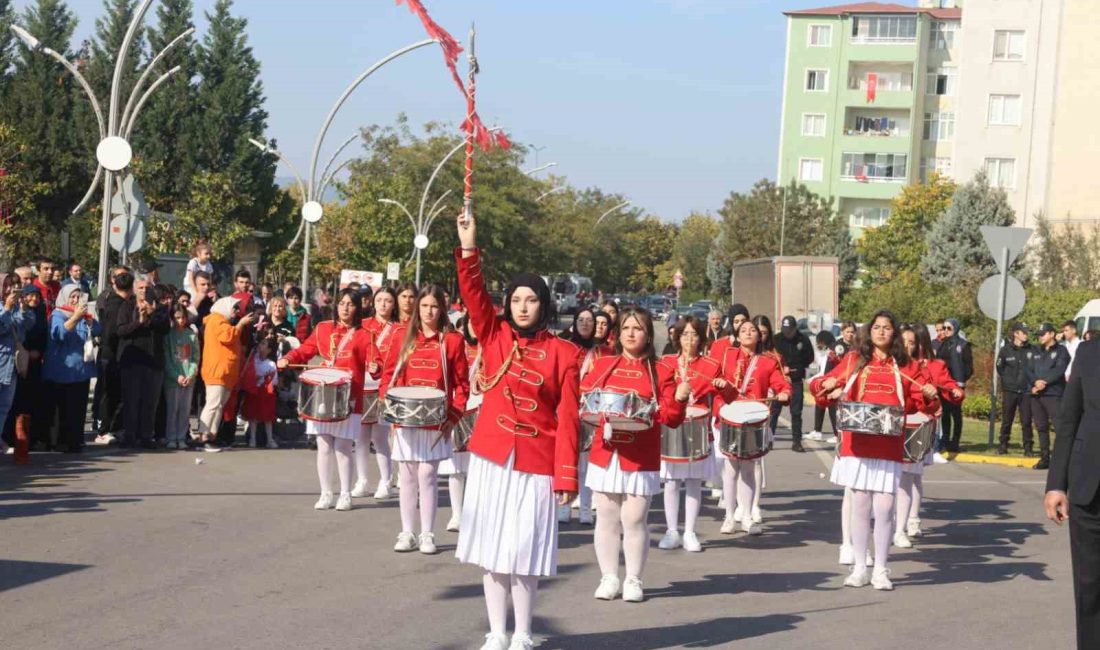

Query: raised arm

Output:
[454, 209, 501, 345]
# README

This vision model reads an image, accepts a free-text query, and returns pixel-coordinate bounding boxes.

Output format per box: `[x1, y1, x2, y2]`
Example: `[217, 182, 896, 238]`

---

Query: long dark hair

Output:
[735, 318, 764, 355]
[397, 284, 448, 366]
[563, 307, 597, 349]
[859, 309, 909, 365]
[600, 299, 619, 325]
[671, 315, 705, 356]
[613, 307, 657, 362]
[457, 315, 477, 346]
[593, 312, 612, 345]
[901, 322, 934, 361]
[331, 288, 363, 329]
[373, 287, 398, 322]
[752, 315, 775, 352]
[358, 285, 375, 318]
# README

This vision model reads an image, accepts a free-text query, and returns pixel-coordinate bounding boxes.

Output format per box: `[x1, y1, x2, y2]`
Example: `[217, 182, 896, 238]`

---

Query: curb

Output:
[947, 452, 1037, 469]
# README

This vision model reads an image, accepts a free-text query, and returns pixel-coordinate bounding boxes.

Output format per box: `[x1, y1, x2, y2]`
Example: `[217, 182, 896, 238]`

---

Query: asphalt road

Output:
[0, 411, 1073, 650]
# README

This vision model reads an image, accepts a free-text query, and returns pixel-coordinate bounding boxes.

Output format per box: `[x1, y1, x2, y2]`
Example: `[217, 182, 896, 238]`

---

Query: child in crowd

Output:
[184, 242, 214, 297]
[284, 287, 311, 339]
[164, 306, 200, 449]
[240, 336, 278, 448]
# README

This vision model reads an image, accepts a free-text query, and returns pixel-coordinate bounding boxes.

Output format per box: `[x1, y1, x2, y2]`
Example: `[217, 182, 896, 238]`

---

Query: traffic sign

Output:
[109, 214, 146, 254]
[110, 173, 148, 219]
[978, 274, 1025, 320]
[980, 226, 1032, 274]
[387, 262, 400, 280]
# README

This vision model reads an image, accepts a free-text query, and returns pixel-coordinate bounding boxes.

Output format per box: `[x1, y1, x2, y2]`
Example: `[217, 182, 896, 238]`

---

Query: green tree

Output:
[1033, 212, 1100, 290]
[858, 172, 955, 286]
[0, 122, 51, 266]
[672, 212, 719, 295]
[0, 0, 14, 99]
[149, 169, 252, 256]
[76, 0, 144, 158]
[921, 170, 1016, 286]
[623, 215, 677, 292]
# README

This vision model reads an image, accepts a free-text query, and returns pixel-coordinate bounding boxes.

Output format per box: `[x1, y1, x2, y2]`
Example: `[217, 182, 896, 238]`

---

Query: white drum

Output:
[717, 400, 772, 460]
[361, 375, 381, 424]
[383, 386, 448, 428]
[453, 392, 483, 452]
[903, 412, 937, 464]
[298, 367, 353, 423]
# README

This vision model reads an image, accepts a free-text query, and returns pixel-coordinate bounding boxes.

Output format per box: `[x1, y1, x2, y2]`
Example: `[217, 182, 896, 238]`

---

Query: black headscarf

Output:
[564, 307, 597, 349]
[505, 273, 553, 338]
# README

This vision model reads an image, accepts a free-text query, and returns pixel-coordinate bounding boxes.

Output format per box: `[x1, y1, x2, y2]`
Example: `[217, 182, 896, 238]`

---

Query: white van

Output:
[1074, 299, 1100, 335]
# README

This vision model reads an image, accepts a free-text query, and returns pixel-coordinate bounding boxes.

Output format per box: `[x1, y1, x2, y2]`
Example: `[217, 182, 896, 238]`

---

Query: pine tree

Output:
[133, 0, 195, 209]
[76, 0, 144, 159]
[0, 0, 14, 100]
[192, 0, 277, 233]
[920, 170, 1016, 286]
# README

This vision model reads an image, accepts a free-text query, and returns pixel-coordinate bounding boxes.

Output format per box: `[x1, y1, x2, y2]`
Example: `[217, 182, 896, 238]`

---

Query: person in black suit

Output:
[1045, 338, 1100, 649]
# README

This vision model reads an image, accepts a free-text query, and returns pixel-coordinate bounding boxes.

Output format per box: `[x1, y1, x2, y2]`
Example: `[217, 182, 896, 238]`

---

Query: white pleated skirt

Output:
[831, 456, 901, 494]
[585, 451, 661, 497]
[305, 417, 358, 441]
[660, 450, 718, 481]
[456, 452, 558, 577]
[392, 426, 452, 462]
[440, 451, 471, 475]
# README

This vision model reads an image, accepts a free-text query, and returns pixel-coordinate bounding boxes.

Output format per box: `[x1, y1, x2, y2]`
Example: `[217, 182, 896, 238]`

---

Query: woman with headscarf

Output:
[7, 283, 47, 452]
[44, 285, 100, 453]
[455, 211, 582, 650]
[558, 307, 609, 525]
[199, 296, 253, 453]
[0, 274, 34, 458]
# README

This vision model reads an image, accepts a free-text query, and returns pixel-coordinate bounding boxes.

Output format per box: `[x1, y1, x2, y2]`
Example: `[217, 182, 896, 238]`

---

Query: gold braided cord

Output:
[476, 341, 520, 393]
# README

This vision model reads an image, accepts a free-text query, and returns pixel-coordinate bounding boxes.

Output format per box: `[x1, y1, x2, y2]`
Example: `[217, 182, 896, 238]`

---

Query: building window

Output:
[851, 15, 918, 43]
[808, 24, 832, 47]
[985, 158, 1016, 189]
[806, 69, 828, 92]
[923, 112, 955, 141]
[920, 157, 953, 181]
[849, 206, 891, 229]
[926, 67, 957, 96]
[847, 114, 909, 137]
[840, 153, 908, 181]
[848, 71, 912, 92]
[930, 21, 958, 49]
[801, 113, 826, 136]
[799, 158, 824, 182]
[993, 30, 1025, 61]
[988, 94, 1022, 125]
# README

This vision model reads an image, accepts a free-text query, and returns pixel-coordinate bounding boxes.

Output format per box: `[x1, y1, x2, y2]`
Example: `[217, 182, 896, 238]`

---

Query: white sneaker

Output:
[733, 505, 744, 522]
[907, 518, 922, 538]
[742, 519, 762, 535]
[418, 532, 438, 554]
[266, 437, 279, 449]
[622, 575, 644, 603]
[579, 510, 594, 525]
[314, 492, 335, 510]
[933, 452, 949, 464]
[844, 566, 870, 588]
[479, 633, 509, 650]
[446, 514, 461, 532]
[717, 496, 726, 509]
[710, 487, 722, 499]
[93, 434, 108, 444]
[508, 633, 535, 650]
[374, 483, 392, 499]
[871, 567, 894, 591]
[807, 430, 823, 441]
[893, 531, 912, 548]
[720, 516, 737, 534]
[825, 435, 838, 445]
[203, 443, 222, 453]
[335, 493, 352, 511]
[394, 531, 417, 552]
[682, 531, 703, 552]
[838, 544, 854, 565]
[751, 506, 763, 524]
[594, 574, 621, 600]
[658, 529, 682, 550]
[350, 480, 371, 498]
[557, 504, 572, 524]
[103, 433, 118, 445]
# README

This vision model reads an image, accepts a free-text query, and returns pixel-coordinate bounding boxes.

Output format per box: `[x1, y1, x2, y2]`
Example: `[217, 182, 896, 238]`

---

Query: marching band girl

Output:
[454, 211, 581, 650]
[278, 289, 380, 512]
[810, 310, 938, 590]
[708, 303, 749, 367]
[658, 315, 721, 552]
[557, 307, 608, 525]
[751, 315, 785, 523]
[593, 311, 613, 349]
[599, 300, 620, 346]
[440, 315, 480, 533]
[712, 318, 791, 535]
[582, 307, 690, 603]
[379, 284, 469, 555]
[396, 282, 418, 325]
[359, 287, 402, 498]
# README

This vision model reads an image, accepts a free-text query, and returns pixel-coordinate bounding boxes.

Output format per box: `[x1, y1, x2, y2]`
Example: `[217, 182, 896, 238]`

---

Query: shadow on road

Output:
[0, 559, 92, 592]
[535, 613, 806, 649]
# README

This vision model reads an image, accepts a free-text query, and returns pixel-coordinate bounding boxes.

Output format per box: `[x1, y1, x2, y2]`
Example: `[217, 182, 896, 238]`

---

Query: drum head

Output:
[301, 367, 352, 385]
[720, 400, 770, 425]
[685, 405, 709, 420]
[363, 375, 381, 391]
[467, 392, 484, 411]
[906, 412, 931, 425]
[388, 386, 446, 399]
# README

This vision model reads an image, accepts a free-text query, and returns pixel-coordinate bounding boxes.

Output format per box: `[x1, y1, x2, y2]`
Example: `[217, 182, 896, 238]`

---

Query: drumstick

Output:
[897, 370, 957, 395]
[286, 363, 328, 369]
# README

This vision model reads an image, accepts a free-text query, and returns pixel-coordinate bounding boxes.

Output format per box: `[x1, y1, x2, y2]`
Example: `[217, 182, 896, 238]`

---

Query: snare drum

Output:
[579, 389, 657, 432]
[903, 412, 937, 463]
[661, 405, 712, 462]
[717, 401, 772, 460]
[298, 368, 353, 423]
[452, 392, 482, 452]
[837, 401, 905, 437]
[580, 421, 597, 452]
[361, 375, 381, 424]
[383, 386, 448, 428]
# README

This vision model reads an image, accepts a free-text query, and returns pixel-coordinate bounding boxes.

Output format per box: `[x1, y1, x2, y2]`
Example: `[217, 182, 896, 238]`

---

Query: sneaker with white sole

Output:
[742, 519, 762, 535]
[314, 492, 335, 510]
[557, 504, 571, 524]
[807, 430, 823, 441]
[508, 633, 534, 650]
[479, 633, 509, 650]
[418, 532, 438, 554]
[682, 531, 702, 552]
[622, 575, 644, 603]
[335, 493, 352, 511]
[720, 516, 737, 534]
[825, 435, 838, 445]
[844, 566, 870, 588]
[351, 480, 371, 498]
[932, 452, 949, 464]
[446, 514, 461, 532]
[751, 506, 763, 524]
[658, 529, 682, 550]
[893, 531, 912, 548]
[733, 505, 744, 522]
[203, 443, 222, 453]
[907, 518, 922, 538]
[374, 483, 392, 499]
[871, 567, 894, 591]
[838, 544, 854, 565]
[394, 531, 417, 552]
[579, 510, 594, 525]
[594, 574, 621, 600]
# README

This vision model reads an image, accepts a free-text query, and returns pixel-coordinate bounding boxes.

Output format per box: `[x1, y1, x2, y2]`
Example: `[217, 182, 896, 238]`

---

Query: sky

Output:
[18, 0, 823, 222]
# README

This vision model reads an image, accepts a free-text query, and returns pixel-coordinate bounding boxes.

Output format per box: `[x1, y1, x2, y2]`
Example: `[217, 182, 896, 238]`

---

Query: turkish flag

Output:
[866, 73, 878, 103]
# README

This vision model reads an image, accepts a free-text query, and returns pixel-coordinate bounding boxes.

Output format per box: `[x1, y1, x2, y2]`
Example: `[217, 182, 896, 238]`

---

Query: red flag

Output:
[866, 73, 877, 103]
[396, 0, 510, 150]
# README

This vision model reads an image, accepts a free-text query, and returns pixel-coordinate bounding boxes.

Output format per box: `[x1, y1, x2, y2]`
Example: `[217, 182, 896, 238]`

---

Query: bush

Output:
[962, 392, 993, 420]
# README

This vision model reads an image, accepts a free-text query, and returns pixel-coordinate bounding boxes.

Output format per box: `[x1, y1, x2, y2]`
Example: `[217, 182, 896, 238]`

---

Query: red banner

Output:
[866, 73, 877, 103]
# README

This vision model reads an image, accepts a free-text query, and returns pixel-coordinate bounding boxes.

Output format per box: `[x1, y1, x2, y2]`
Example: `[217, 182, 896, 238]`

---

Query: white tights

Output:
[398, 460, 440, 534]
[316, 434, 354, 494]
[721, 458, 757, 523]
[448, 473, 466, 520]
[594, 492, 650, 578]
[483, 572, 539, 638]
[850, 489, 894, 570]
[663, 479, 702, 534]
[355, 423, 392, 488]
[896, 473, 922, 527]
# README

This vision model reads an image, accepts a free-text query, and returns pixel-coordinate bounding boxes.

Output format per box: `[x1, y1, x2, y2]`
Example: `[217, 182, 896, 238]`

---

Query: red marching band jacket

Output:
[917, 357, 964, 407]
[362, 317, 404, 363]
[455, 248, 582, 493]
[809, 352, 939, 462]
[660, 353, 721, 409]
[283, 321, 380, 414]
[716, 347, 792, 407]
[581, 355, 687, 473]
[378, 329, 469, 427]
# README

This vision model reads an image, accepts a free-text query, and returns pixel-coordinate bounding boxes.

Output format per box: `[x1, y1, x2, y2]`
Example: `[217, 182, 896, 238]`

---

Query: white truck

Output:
[729, 256, 839, 327]
[551, 273, 593, 316]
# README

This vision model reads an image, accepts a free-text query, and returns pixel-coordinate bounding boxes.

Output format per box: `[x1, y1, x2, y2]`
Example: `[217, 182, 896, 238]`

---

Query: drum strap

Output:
[737, 354, 759, 396]
[843, 359, 904, 405]
[325, 326, 357, 368]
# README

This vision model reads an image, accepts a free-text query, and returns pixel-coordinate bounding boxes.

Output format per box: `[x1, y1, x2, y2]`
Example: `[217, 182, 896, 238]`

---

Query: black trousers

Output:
[1032, 394, 1059, 454]
[941, 402, 963, 450]
[121, 366, 162, 443]
[55, 381, 91, 450]
[814, 403, 838, 433]
[1071, 490, 1100, 649]
[95, 359, 124, 434]
[769, 379, 805, 442]
[999, 390, 1033, 447]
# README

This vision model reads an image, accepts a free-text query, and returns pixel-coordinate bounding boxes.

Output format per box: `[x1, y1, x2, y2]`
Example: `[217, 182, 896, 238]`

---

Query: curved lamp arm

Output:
[124, 66, 182, 140]
[317, 134, 357, 195]
[120, 27, 195, 130]
[318, 158, 355, 201]
[108, 0, 155, 136]
[595, 201, 632, 226]
[424, 189, 454, 232]
[249, 138, 308, 204]
[73, 166, 105, 215]
[378, 198, 418, 234]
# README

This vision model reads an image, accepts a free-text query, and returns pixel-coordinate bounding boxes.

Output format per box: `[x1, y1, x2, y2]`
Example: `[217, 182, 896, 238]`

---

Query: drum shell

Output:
[837, 401, 905, 437]
[716, 418, 771, 460]
[579, 390, 656, 432]
[452, 408, 478, 452]
[580, 421, 597, 453]
[661, 415, 711, 462]
[298, 380, 352, 423]
[382, 388, 448, 428]
[903, 419, 937, 463]
[360, 390, 381, 425]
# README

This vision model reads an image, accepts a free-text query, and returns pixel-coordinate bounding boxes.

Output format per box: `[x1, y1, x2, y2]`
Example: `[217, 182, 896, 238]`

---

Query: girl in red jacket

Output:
[379, 284, 468, 556]
[240, 336, 278, 448]
[581, 307, 691, 604]
[358, 287, 401, 499]
[810, 310, 938, 591]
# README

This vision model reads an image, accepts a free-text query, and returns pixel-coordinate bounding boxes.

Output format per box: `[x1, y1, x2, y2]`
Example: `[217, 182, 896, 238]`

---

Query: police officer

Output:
[996, 323, 1035, 456]
[1029, 323, 1071, 470]
[936, 318, 973, 452]
[775, 315, 814, 452]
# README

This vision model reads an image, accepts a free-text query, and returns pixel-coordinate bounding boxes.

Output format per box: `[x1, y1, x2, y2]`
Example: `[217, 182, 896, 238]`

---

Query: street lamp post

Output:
[595, 200, 632, 226]
[522, 162, 557, 177]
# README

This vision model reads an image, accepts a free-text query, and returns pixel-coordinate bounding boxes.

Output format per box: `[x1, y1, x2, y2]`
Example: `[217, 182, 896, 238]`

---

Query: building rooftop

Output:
[784, 2, 961, 18]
